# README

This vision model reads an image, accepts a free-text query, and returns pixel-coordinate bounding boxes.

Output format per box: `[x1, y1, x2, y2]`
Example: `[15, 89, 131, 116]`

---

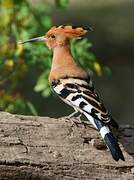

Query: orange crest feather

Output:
[46, 25, 89, 38]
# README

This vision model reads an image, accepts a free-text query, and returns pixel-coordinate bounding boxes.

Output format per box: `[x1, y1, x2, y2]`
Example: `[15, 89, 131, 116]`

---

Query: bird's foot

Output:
[65, 115, 81, 126]
[65, 110, 83, 127]
[65, 112, 96, 130]
[65, 115, 96, 129]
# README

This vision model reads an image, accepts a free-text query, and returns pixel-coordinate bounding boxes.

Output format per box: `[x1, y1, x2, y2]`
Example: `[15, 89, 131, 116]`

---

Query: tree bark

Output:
[0, 112, 133, 180]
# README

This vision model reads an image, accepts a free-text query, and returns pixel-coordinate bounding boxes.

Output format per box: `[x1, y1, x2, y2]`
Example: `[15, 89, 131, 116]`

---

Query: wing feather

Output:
[52, 77, 118, 128]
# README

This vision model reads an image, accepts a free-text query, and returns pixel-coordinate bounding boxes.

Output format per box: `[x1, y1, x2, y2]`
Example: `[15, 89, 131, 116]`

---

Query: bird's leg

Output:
[66, 109, 96, 129]
[66, 108, 82, 126]
[75, 114, 82, 121]
[67, 108, 79, 119]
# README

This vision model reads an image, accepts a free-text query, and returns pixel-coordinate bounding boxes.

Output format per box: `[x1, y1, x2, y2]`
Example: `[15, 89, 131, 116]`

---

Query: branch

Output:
[0, 112, 133, 179]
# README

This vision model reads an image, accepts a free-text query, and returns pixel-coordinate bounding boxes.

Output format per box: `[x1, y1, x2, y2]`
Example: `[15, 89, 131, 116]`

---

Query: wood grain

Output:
[0, 112, 133, 180]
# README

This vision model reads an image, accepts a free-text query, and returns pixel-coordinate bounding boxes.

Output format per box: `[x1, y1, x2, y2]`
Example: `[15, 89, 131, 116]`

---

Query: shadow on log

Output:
[0, 112, 133, 180]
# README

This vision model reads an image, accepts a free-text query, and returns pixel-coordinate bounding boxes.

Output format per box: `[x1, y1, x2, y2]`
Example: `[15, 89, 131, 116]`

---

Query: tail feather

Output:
[83, 112, 125, 161]
[95, 119, 125, 161]
[104, 133, 125, 161]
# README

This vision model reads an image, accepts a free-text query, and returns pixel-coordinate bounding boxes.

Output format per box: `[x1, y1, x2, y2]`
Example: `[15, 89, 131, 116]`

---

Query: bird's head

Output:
[19, 25, 93, 49]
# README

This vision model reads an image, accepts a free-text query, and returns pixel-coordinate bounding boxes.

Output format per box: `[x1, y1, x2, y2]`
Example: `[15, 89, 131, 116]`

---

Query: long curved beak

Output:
[18, 36, 46, 44]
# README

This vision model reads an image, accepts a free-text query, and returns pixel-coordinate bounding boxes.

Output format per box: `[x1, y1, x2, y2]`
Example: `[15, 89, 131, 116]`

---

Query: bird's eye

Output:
[51, 35, 55, 39]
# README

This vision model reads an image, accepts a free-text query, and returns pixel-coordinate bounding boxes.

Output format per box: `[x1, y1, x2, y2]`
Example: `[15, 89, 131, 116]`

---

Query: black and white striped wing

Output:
[51, 77, 118, 128]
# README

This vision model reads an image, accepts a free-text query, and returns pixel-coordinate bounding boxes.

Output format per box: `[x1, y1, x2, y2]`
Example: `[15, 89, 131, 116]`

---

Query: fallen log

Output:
[0, 112, 133, 180]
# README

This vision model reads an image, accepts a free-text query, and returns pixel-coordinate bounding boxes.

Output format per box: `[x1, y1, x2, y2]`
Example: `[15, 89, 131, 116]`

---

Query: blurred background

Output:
[0, 0, 134, 125]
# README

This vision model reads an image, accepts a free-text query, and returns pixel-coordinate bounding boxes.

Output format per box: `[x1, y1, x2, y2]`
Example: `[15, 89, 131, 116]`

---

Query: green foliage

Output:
[34, 70, 51, 97]
[55, 0, 69, 9]
[0, 92, 37, 115]
[0, 0, 106, 115]
[71, 39, 96, 68]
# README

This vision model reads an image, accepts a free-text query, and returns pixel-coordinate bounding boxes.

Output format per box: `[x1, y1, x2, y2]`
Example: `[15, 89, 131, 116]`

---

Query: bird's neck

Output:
[51, 45, 76, 70]
[49, 44, 88, 82]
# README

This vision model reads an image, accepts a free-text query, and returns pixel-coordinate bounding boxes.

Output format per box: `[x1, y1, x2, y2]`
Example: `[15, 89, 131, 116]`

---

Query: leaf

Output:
[0, 9, 10, 27]
[93, 62, 102, 76]
[26, 101, 38, 116]
[20, 30, 30, 40]
[71, 38, 97, 70]
[34, 71, 49, 92]
[42, 87, 51, 97]
[5, 59, 14, 69]
[1, 0, 14, 8]
[55, 0, 69, 9]
[19, 4, 29, 18]
[41, 16, 52, 28]
[34, 80, 47, 92]
[103, 66, 112, 76]
[33, 4, 51, 14]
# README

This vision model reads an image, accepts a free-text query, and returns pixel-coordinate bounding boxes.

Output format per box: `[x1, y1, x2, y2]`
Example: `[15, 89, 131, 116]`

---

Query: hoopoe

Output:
[20, 25, 125, 161]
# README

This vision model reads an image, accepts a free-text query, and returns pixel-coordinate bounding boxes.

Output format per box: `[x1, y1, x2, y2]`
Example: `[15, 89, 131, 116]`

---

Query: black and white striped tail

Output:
[84, 112, 125, 161]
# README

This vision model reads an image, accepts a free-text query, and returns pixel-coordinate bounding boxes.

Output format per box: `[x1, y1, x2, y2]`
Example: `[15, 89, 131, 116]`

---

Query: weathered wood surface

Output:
[0, 112, 133, 180]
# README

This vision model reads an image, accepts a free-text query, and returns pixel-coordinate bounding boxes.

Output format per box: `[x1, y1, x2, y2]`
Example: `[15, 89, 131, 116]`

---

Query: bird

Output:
[19, 25, 125, 161]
